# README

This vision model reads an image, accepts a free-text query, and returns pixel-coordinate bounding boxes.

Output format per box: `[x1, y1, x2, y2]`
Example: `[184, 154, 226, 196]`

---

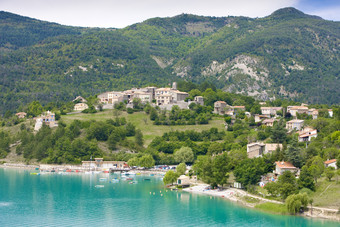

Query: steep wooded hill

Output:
[0, 8, 339, 113]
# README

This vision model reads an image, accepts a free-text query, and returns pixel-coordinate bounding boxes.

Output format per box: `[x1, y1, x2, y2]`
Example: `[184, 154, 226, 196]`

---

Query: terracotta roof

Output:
[290, 106, 308, 110]
[275, 161, 297, 169]
[299, 132, 317, 138]
[15, 112, 26, 115]
[324, 159, 337, 165]
[215, 101, 226, 104]
[233, 106, 245, 108]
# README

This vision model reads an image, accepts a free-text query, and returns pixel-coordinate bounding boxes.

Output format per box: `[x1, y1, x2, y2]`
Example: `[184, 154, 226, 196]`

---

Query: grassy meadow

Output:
[61, 110, 225, 145]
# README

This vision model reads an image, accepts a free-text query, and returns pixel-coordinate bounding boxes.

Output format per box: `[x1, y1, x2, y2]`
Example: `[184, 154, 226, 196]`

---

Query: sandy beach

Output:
[183, 184, 245, 204]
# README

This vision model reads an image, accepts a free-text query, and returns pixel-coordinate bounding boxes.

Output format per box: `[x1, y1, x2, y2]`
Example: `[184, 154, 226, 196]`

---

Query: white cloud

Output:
[1, 0, 300, 28]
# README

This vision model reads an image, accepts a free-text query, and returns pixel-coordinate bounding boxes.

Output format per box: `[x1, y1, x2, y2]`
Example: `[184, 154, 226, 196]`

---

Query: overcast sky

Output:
[1, 0, 339, 28]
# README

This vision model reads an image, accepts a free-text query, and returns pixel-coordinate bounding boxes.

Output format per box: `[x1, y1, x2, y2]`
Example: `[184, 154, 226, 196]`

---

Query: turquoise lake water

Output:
[0, 168, 339, 227]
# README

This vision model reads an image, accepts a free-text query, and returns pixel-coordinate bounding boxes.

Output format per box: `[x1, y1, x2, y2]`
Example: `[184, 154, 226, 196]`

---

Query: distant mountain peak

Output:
[269, 7, 322, 20]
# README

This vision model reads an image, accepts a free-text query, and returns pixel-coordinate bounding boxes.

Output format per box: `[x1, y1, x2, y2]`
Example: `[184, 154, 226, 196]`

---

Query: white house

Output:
[286, 119, 304, 131]
[260, 107, 282, 116]
[287, 106, 309, 117]
[34, 111, 57, 131]
[298, 128, 317, 142]
[328, 109, 333, 118]
[324, 159, 337, 169]
[177, 175, 190, 187]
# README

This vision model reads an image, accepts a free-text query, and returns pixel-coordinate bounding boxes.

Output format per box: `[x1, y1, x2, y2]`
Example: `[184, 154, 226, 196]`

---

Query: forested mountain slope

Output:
[0, 8, 339, 113]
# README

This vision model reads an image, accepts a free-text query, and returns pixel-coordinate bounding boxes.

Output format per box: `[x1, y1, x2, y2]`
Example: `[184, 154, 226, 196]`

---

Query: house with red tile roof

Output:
[324, 159, 337, 169]
[274, 161, 298, 175]
[298, 128, 317, 142]
[15, 112, 27, 119]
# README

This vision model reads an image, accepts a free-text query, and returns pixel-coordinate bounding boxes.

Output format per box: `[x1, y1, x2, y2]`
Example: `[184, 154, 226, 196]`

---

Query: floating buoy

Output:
[153, 192, 155, 195]
[161, 194, 163, 196]
[150, 192, 151, 195]
[210, 196, 212, 199]
[160, 191, 161, 193]
[166, 190, 168, 192]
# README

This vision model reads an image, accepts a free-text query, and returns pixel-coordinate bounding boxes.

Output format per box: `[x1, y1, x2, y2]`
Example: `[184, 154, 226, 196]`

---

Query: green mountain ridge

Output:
[0, 8, 339, 113]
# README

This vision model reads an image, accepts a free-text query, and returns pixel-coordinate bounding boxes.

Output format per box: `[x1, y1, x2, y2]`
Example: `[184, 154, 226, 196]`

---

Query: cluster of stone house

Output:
[287, 105, 333, 119]
[34, 111, 58, 131]
[260, 107, 282, 116]
[247, 142, 283, 158]
[246, 143, 300, 177]
[264, 156, 336, 180]
[213, 101, 245, 116]
[97, 82, 197, 110]
[98, 87, 156, 105]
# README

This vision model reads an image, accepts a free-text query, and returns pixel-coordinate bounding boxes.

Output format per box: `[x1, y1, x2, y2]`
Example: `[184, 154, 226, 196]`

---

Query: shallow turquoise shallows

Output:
[0, 169, 338, 227]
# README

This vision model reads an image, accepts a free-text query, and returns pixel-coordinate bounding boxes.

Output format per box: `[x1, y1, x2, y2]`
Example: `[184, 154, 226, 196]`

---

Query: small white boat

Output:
[95, 185, 105, 188]
[99, 178, 107, 181]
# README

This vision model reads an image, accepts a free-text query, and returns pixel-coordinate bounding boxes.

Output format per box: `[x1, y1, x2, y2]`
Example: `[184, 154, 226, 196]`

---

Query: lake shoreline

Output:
[183, 184, 340, 222]
[0, 163, 167, 176]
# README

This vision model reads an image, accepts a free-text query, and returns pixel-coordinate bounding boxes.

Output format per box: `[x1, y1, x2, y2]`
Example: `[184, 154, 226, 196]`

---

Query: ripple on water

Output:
[0, 202, 12, 207]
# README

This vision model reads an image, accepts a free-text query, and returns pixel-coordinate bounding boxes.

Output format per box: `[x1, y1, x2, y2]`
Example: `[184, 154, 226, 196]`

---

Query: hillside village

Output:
[25, 83, 336, 177]
[1, 80, 339, 219]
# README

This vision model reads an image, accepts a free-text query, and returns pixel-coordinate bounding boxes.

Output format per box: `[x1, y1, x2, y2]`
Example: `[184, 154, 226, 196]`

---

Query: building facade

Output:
[74, 103, 89, 111]
[34, 111, 57, 131]
[286, 119, 304, 131]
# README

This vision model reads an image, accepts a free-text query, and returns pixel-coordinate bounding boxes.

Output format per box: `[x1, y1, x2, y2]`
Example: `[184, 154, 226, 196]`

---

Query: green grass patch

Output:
[311, 177, 340, 209]
[61, 110, 225, 146]
[243, 196, 260, 204]
[255, 202, 289, 215]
